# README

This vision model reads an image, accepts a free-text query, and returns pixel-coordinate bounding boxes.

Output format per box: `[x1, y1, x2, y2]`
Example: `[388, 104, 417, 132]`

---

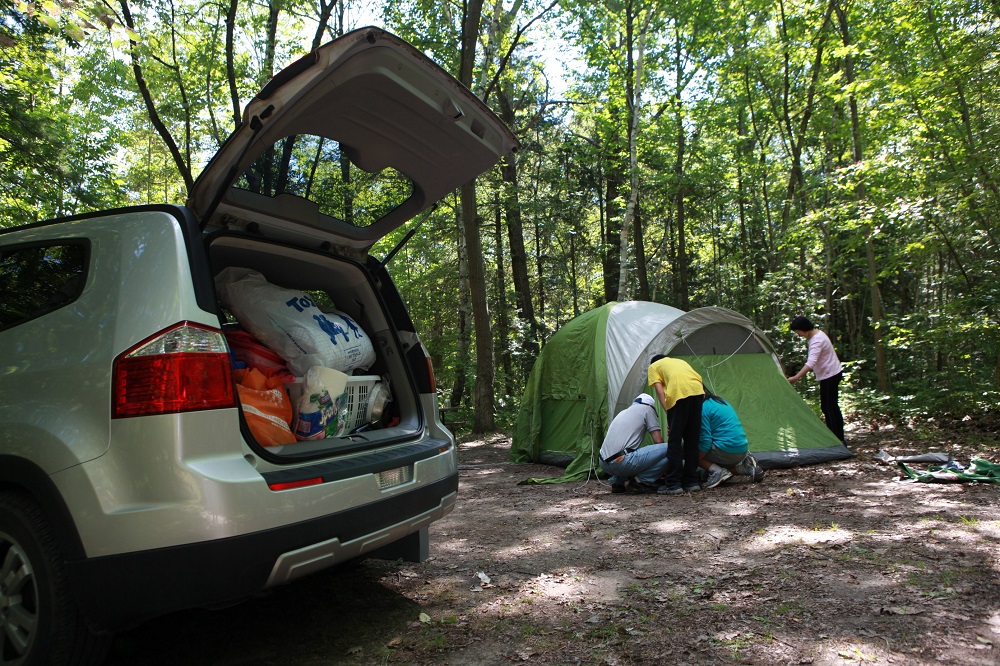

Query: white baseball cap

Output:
[634, 394, 655, 407]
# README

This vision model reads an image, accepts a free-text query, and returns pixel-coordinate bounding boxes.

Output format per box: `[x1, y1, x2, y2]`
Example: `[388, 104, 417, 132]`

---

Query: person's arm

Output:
[650, 428, 664, 444]
[653, 382, 668, 411]
[789, 335, 819, 382]
[699, 408, 713, 448]
[788, 364, 811, 383]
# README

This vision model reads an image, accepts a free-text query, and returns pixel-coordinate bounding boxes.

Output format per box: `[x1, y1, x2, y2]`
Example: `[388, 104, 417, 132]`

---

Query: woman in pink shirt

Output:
[787, 316, 845, 443]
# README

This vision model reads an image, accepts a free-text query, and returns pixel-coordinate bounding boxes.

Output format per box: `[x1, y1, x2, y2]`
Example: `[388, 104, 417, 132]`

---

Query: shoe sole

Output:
[702, 473, 733, 490]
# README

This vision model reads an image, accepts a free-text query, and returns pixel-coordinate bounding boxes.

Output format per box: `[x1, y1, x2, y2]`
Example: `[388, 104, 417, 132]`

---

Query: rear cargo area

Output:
[208, 234, 419, 457]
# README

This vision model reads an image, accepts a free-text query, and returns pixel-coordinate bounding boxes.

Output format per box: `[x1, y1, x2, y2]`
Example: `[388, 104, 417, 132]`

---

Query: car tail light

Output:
[425, 355, 437, 393]
[113, 322, 236, 418]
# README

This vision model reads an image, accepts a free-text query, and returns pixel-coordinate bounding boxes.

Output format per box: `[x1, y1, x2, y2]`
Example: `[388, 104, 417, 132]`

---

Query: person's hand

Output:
[787, 375, 797, 384]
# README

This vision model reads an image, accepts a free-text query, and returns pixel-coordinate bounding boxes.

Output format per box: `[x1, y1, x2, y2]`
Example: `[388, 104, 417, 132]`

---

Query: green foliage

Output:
[2, 0, 999, 425]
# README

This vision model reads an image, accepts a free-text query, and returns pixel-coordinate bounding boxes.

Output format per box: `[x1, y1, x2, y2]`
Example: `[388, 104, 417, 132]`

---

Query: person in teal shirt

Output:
[698, 393, 764, 489]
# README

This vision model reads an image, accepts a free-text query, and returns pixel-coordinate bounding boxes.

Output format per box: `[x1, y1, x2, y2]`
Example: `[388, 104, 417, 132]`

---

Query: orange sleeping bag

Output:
[234, 367, 296, 447]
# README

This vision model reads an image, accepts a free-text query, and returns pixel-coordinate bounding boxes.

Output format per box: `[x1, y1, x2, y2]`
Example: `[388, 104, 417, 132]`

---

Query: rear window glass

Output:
[234, 134, 413, 227]
[0, 242, 88, 330]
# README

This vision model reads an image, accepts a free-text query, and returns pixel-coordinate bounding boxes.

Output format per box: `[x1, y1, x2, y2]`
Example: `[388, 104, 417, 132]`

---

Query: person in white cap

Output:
[598, 394, 667, 494]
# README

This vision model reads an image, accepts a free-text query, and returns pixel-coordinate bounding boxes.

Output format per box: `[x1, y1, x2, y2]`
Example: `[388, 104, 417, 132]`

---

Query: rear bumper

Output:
[67, 471, 457, 631]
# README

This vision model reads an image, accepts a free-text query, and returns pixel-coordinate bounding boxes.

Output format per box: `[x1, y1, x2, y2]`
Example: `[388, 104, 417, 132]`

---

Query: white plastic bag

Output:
[215, 267, 375, 376]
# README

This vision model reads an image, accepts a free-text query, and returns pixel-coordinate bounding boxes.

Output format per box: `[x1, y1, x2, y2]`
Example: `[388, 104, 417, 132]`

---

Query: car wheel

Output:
[0, 491, 109, 665]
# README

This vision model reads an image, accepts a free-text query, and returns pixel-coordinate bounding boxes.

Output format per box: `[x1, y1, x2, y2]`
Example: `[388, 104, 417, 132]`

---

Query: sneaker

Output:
[743, 455, 766, 483]
[611, 483, 628, 494]
[683, 483, 702, 493]
[628, 480, 660, 494]
[657, 484, 683, 496]
[702, 467, 733, 490]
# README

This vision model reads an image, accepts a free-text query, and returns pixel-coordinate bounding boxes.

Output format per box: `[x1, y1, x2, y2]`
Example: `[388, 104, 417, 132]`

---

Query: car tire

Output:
[0, 491, 110, 665]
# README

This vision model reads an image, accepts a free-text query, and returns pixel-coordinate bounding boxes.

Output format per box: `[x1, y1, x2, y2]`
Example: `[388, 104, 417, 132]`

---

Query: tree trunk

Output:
[602, 172, 623, 303]
[673, 121, 689, 310]
[493, 198, 514, 398]
[451, 208, 470, 408]
[225, 0, 240, 129]
[670, 21, 691, 310]
[497, 88, 540, 373]
[310, 0, 336, 50]
[736, 106, 752, 310]
[457, 0, 494, 432]
[461, 184, 495, 432]
[262, 0, 280, 84]
[618, 9, 652, 301]
[777, 0, 835, 232]
[120, 0, 193, 193]
[534, 199, 546, 321]
[836, 0, 888, 391]
[634, 203, 649, 301]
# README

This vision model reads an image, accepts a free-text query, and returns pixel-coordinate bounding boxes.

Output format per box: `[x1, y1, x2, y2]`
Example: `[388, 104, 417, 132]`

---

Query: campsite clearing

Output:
[107, 418, 999, 665]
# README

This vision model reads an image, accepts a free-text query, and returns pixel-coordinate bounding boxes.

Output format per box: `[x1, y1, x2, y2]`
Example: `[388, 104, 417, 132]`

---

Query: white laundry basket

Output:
[341, 375, 381, 432]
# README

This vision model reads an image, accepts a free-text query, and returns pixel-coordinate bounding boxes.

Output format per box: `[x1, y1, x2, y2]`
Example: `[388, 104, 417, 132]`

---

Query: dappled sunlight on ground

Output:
[751, 525, 857, 548]
[106, 428, 1000, 665]
[648, 517, 692, 534]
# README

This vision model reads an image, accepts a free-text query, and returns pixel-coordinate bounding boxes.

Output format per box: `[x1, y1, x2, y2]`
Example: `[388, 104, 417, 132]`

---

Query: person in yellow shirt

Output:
[647, 354, 705, 495]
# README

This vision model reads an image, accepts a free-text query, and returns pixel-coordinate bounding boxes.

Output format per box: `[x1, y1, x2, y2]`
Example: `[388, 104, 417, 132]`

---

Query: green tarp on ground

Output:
[511, 301, 852, 483]
[898, 458, 1000, 483]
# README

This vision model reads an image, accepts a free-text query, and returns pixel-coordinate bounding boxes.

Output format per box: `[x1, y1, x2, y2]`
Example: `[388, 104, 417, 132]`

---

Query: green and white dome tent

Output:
[511, 301, 852, 483]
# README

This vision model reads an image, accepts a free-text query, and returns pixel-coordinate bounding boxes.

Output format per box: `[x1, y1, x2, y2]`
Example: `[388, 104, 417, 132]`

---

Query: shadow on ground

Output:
[105, 564, 418, 665]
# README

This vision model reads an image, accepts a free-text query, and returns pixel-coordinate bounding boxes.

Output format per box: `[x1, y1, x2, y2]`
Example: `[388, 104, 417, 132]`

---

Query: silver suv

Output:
[0, 28, 517, 665]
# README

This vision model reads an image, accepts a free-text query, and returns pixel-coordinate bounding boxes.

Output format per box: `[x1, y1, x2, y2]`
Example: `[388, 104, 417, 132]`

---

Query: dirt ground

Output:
[107, 420, 1000, 665]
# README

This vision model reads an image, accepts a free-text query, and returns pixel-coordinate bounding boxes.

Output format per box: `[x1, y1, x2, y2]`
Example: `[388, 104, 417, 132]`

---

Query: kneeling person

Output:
[599, 394, 667, 494]
[699, 393, 765, 489]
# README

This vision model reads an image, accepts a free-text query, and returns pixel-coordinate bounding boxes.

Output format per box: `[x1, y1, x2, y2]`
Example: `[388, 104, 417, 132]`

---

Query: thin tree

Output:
[617, 6, 654, 299]
[835, 0, 887, 391]
[456, 0, 497, 432]
[119, 0, 194, 192]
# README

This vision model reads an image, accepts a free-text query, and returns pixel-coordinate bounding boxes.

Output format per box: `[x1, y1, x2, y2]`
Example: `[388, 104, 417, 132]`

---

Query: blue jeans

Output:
[600, 443, 669, 486]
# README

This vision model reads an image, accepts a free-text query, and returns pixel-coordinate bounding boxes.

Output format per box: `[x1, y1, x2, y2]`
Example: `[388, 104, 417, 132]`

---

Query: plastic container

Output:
[342, 375, 381, 432]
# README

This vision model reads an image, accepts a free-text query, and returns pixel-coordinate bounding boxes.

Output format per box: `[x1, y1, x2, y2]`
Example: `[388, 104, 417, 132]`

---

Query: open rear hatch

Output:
[188, 26, 519, 255]
[190, 27, 517, 458]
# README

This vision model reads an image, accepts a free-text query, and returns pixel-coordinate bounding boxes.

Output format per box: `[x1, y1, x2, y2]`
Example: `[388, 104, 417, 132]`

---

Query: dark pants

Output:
[819, 371, 845, 443]
[664, 394, 704, 487]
